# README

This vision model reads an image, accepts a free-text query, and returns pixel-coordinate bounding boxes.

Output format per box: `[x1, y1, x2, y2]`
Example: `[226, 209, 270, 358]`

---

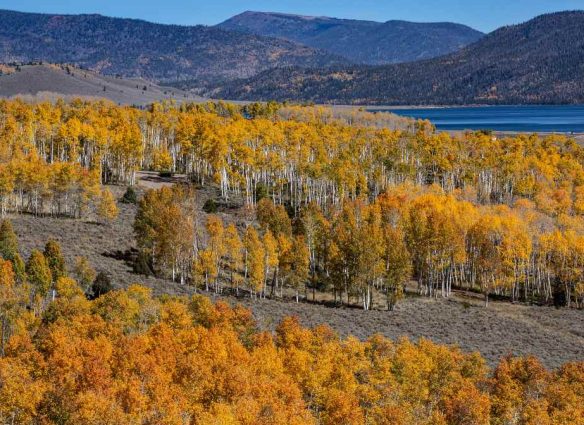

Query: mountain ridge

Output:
[0, 9, 348, 85]
[214, 11, 584, 105]
[217, 11, 484, 65]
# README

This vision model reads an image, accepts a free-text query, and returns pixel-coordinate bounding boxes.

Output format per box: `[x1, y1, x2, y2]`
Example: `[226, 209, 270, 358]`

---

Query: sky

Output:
[1, 0, 583, 32]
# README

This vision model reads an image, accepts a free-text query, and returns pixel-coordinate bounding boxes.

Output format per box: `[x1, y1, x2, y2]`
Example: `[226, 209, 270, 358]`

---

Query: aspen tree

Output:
[223, 223, 243, 294]
[25, 250, 52, 299]
[262, 230, 278, 299]
[205, 215, 225, 292]
[43, 240, 67, 282]
[97, 188, 119, 221]
[244, 226, 265, 298]
[74, 256, 97, 291]
[0, 220, 18, 261]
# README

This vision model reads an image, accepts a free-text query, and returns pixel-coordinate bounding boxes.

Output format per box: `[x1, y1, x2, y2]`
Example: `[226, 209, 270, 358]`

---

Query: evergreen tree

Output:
[90, 272, 113, 299]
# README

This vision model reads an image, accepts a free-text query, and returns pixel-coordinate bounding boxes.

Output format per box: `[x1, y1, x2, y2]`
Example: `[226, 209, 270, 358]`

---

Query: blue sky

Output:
[1, 0, 582, 32]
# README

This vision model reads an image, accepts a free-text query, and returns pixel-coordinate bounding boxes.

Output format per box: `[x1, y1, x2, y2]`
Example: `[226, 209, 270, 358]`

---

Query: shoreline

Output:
[331, 104, 584, 110]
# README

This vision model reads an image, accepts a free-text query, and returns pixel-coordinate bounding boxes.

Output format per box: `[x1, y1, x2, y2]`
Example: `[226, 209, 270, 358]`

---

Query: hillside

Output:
[0, 9, 347, 85]
[0, 64, 204, 104]
[215, 11, 584, 105]
[218, 11, 484, 65]
[1, 98, 584, 371]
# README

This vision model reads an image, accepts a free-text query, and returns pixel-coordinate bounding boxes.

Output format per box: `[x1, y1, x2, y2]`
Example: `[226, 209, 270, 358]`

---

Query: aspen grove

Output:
[1, 99, 584, 308]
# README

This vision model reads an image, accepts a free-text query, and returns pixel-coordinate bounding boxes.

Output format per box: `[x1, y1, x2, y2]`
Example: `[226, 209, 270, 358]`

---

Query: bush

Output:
[90, 272, 113, 299]
[202, 199, 218, 214]
[120, 186, 138, 204]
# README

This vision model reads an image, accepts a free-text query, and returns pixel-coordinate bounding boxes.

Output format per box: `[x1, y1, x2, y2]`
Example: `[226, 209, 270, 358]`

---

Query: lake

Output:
[374, 105, 584, 133]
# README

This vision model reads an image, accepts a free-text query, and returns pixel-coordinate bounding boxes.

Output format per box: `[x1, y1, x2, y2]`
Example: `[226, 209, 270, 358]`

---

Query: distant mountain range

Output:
[0, 63, 203, 104]
[1, 9, 583, 105]
[0, 9, 347, 85]
[216, 11, 584, 105]
[0, 9, 485, 89]
[217, 11, 484, 65]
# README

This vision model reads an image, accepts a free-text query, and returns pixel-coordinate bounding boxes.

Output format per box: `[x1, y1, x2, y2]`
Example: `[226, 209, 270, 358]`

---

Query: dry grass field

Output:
[8, 176, 584, 369]
[0, 64, 204, 105]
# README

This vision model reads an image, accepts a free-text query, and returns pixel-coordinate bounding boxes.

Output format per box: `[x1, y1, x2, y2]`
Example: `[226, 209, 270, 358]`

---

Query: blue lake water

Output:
[375, 105, 584, 133]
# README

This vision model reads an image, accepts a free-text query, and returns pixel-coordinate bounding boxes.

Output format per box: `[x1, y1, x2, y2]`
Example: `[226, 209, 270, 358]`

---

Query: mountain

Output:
[217, 11, 484, 65]
[215, 11, 584, 105]
[0, 63, 204, 104]
[0, 9, 348, 85]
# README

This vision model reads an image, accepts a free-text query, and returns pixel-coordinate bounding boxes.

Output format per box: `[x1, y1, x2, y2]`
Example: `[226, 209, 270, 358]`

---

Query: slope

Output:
[217, 11, 484, 65]
[0, 9, 348, 86]
[0, 64, 204, 104]
[215, 11, 584, 105]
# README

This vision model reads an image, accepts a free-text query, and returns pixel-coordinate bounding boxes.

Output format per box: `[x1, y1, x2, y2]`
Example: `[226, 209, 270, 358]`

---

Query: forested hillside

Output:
[1, 99, 584, 309]
[217, 11, 483, 65]
[0, 98, 583, 422]
[0, 9, 347, 85]
[216, 11, 584, 104]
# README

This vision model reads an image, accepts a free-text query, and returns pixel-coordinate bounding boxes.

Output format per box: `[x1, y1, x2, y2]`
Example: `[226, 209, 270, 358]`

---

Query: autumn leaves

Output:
[0, 283, 582, 424]
[2, 98, 584, 309]
[133, 187, 311, 301]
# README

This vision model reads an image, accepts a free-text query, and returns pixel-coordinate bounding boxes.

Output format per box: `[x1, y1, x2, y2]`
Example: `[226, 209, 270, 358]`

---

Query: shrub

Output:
[203, 199, 218, 214]
[133, 250, 153, 276]
[90, 272, 113, 299]
[120, 186, 138, 204]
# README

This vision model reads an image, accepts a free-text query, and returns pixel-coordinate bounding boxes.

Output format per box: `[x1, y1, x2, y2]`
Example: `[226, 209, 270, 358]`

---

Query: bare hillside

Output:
[0, 64, 204, 104]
